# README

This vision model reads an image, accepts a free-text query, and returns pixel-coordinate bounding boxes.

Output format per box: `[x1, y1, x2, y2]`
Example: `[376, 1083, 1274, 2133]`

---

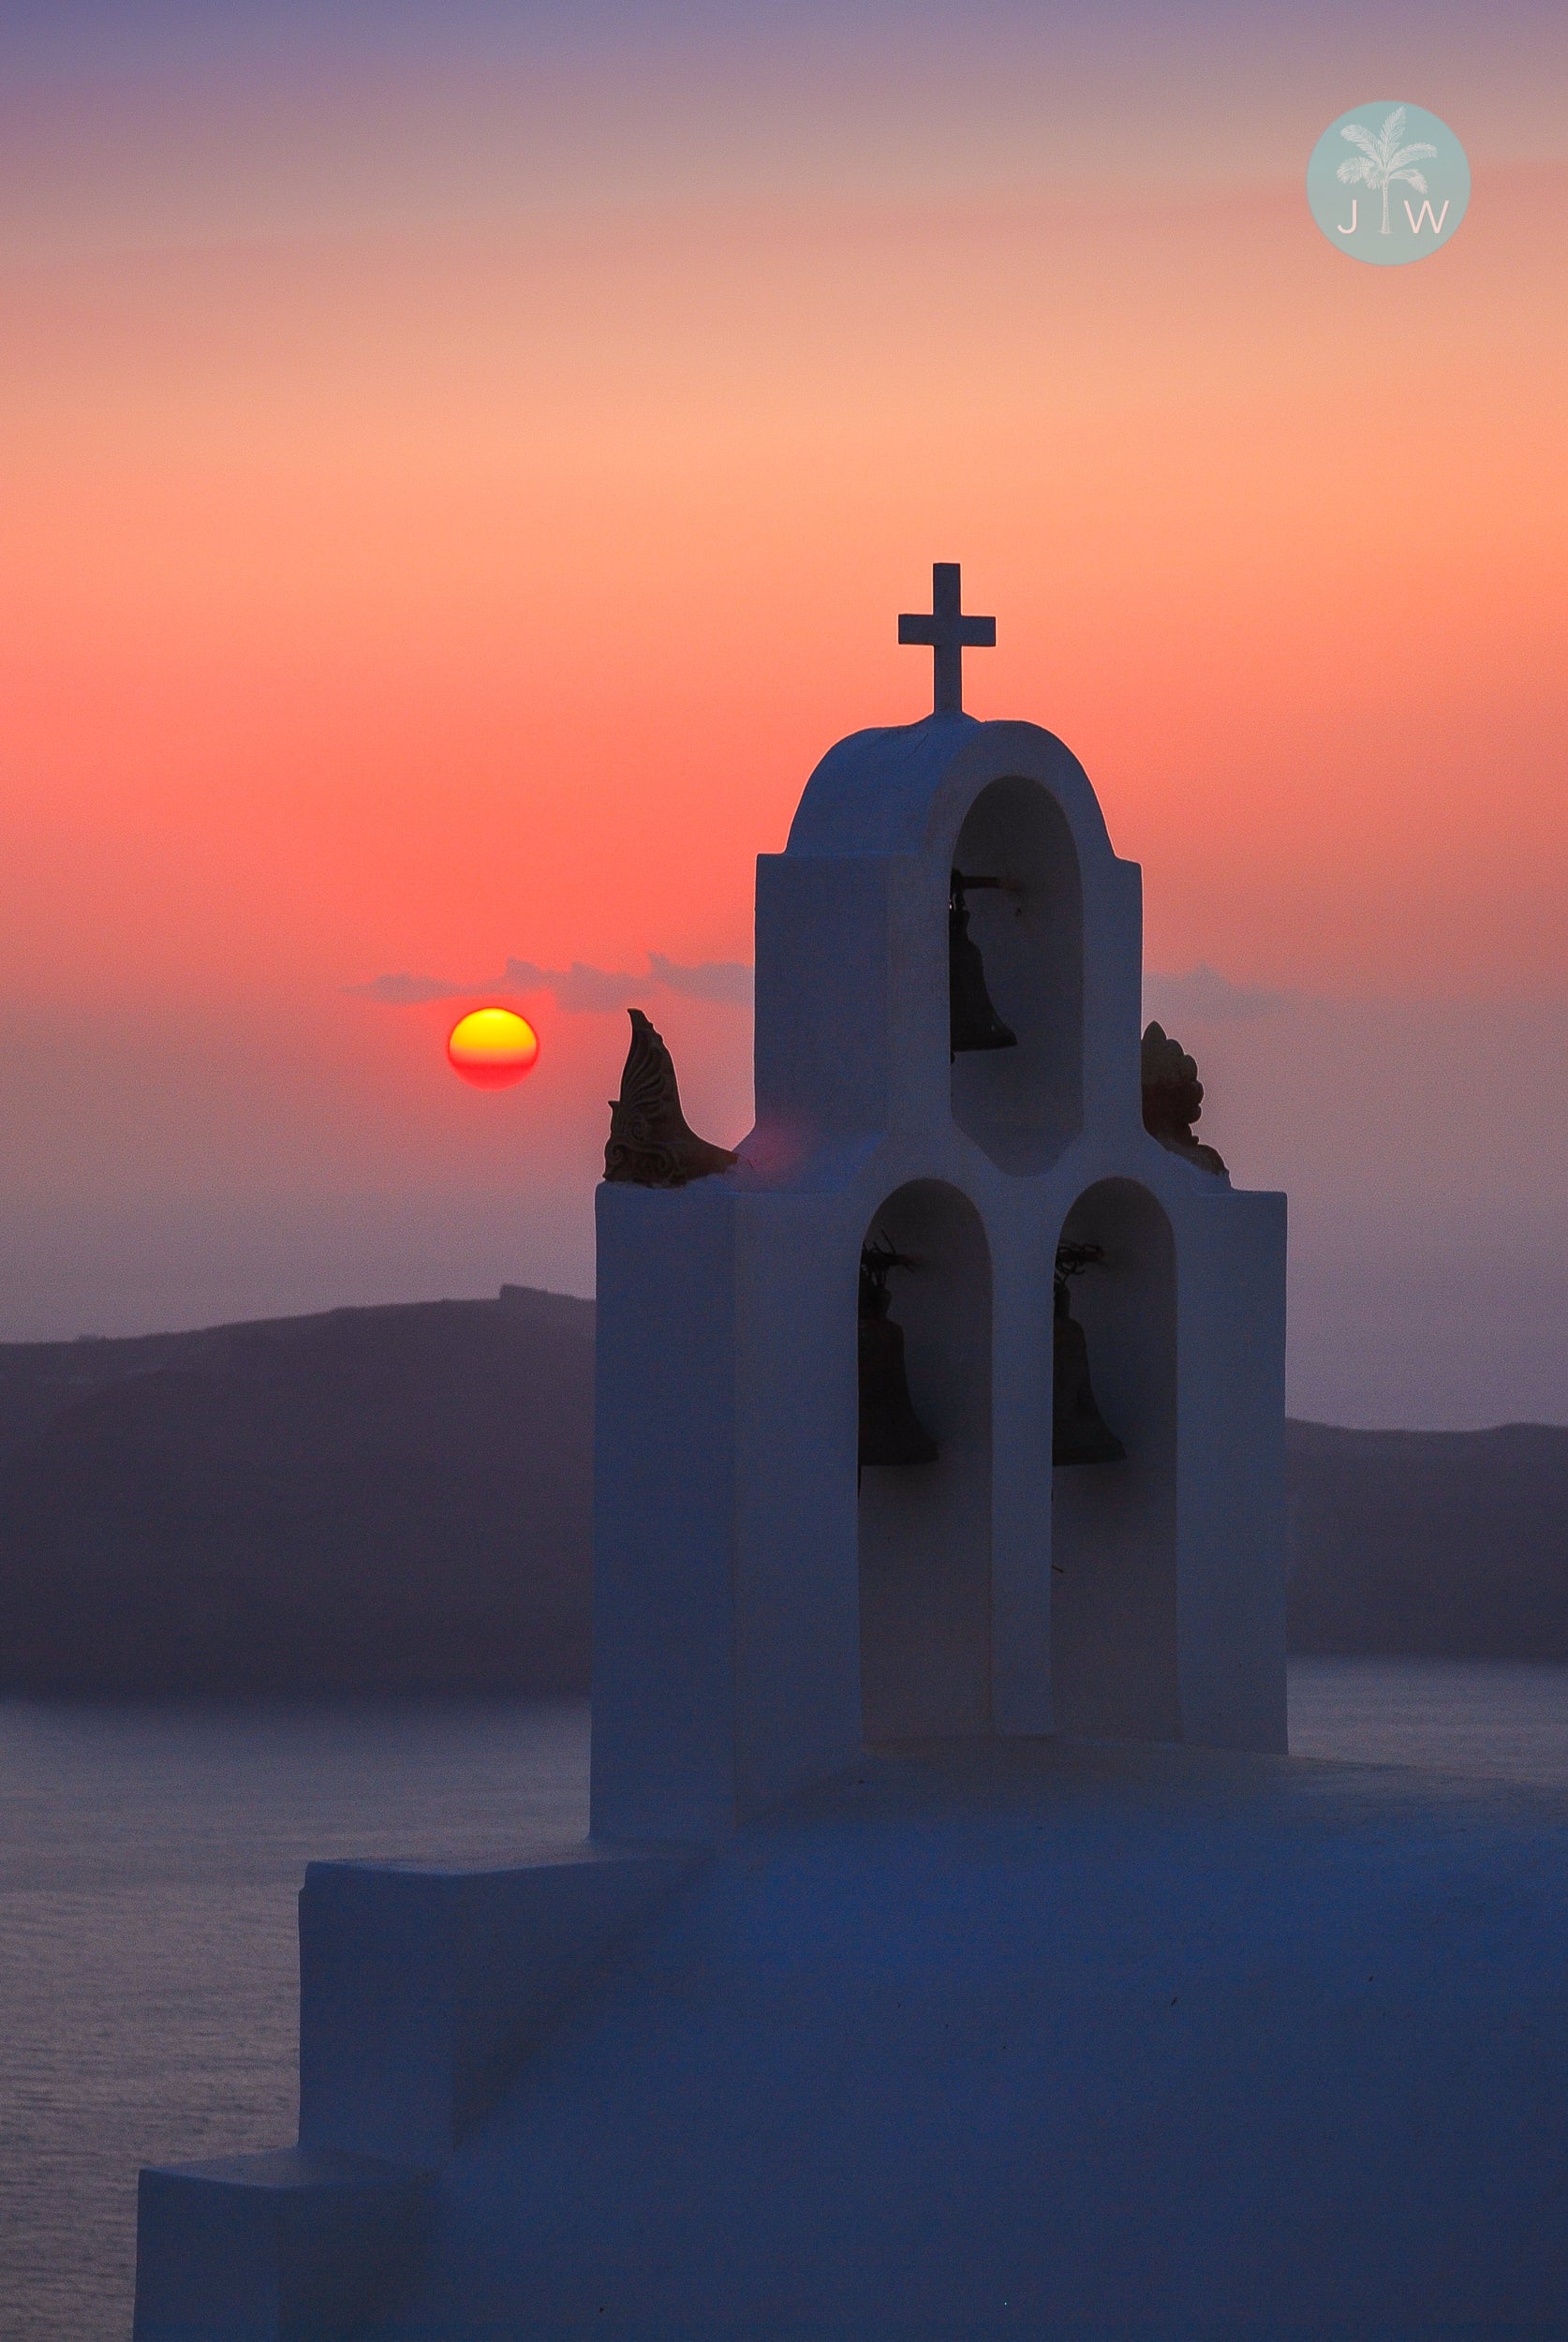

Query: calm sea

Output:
[7, 1664, 1568, 2342]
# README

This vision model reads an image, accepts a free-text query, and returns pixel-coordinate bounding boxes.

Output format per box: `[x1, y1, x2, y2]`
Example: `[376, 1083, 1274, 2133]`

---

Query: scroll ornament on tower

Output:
[1141, 1022, 1228, 1178]
[603, 1009, 737, 1188]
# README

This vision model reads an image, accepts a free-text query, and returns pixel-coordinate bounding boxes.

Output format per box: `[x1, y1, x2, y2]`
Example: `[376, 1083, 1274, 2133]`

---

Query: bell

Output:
[858, 1243, 938, 1469]
[949, 870, 1017, 1058]
[1052, 1276, 1126, 1468]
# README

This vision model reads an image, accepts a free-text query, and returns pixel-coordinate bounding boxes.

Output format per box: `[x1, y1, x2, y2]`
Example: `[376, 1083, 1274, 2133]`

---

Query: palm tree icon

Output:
[1336, 106, 1439, 234]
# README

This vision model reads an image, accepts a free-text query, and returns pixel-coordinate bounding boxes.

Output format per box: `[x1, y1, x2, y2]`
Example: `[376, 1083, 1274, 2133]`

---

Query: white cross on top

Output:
[897, 563, 996, 718]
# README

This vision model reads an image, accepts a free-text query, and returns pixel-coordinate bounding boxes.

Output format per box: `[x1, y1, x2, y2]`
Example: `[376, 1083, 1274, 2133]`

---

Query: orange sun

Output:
[446, 1006, 540, 1089]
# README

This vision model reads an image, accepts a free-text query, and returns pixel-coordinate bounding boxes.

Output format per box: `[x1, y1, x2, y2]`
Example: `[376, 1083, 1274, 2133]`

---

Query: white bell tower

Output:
[591, 567, 1287, 1842]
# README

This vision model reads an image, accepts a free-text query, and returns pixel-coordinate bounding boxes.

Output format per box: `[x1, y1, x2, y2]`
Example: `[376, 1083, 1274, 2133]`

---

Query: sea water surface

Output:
[7, 1663, 1568, 2341]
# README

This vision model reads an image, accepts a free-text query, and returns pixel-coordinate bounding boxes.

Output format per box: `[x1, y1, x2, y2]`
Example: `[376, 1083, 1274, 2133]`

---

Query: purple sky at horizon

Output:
[1, 0, 1563, 1428]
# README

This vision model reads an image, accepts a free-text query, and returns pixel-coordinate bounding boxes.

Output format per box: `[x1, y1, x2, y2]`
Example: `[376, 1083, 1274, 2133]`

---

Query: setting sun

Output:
[446, 1007, 540, 1089]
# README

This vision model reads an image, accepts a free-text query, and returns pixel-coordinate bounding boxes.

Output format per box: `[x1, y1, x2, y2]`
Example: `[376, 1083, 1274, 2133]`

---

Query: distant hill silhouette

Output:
[1285, 1420, 1568, 1658]
[0, 1289, 592, 1696]
[0, 1292, 1562, 1693]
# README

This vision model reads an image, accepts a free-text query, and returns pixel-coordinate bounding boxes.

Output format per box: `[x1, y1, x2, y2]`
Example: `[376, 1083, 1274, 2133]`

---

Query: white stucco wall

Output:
[592, 711, 1287, 1841]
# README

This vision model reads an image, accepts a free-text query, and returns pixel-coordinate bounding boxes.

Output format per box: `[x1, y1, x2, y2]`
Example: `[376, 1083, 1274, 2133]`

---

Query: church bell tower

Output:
[591, 567, 1287, 1842]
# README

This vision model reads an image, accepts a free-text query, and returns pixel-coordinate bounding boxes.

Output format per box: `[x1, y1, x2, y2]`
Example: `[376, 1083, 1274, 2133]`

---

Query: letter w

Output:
[1404, 199, 1451, 234]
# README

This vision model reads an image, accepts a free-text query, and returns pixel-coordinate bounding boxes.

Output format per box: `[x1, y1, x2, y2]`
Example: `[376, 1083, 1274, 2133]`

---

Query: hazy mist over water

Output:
[7, 1669, 1568, 2340]
[1, 1701, 590, 2342]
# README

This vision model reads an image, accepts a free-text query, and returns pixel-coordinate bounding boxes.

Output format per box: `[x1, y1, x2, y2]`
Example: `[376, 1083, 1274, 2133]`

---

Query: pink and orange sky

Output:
[1, 0, 1563, 1424]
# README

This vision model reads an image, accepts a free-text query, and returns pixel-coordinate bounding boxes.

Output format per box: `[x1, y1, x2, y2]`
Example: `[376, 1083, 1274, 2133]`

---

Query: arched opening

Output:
[949, 776, 1084, 1175]
[857, 1180, 992, 1742]
[1050, 1178, 1179, 1740]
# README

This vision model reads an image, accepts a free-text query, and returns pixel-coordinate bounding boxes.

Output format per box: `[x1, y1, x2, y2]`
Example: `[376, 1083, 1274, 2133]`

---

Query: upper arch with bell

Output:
[754, 714, 1145, 1175]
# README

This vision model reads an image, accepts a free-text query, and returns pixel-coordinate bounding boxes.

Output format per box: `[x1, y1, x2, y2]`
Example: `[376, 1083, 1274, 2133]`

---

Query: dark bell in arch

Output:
[1052, 1244, 1126, 1468]
[949, 869, 1017, 1059]
[858, 1240, 938, 1470]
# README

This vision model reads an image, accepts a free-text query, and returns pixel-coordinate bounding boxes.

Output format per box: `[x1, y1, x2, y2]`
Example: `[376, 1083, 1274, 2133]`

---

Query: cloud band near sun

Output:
[358, 954, 1287, 1029]
[350, 954, 753, 1012]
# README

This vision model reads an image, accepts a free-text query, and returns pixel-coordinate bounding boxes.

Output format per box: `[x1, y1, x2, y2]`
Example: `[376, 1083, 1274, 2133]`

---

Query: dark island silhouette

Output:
[0, 1287, 591, 1696]
[0, 1285, 1561, 1695]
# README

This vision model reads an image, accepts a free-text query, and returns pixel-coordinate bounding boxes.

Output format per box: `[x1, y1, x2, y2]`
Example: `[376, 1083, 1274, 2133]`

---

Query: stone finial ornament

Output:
[1141, 1021, 1228, 1178]
[603, 1009, 737, 1188]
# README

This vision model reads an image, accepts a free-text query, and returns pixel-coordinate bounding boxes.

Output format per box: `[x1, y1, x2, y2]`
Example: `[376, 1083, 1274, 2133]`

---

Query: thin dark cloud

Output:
[647, 954, 753, 1005]
[348, 971, 470, 1004]
[1144, 963, 1294, 1024]
[361, 956, 1252, 1024]
[350, 955, 753, 1014]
